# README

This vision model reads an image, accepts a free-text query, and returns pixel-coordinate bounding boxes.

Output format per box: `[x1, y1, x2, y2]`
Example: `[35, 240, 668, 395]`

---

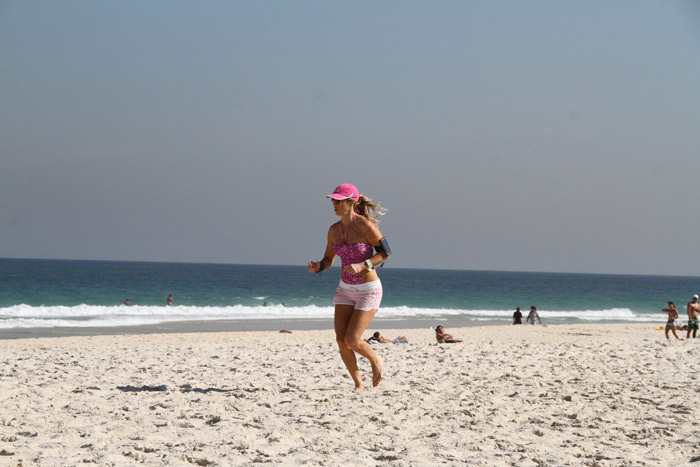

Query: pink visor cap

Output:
[326, 183, 360, 201]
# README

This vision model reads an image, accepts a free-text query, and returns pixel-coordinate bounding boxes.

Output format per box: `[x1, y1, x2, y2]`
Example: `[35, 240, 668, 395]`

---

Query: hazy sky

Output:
[2, 1, 699, 275]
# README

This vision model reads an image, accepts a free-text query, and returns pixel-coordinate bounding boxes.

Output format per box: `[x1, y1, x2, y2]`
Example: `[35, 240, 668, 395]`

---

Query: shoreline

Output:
[0, 315, 665, 340]
[0, 317, 514, 340]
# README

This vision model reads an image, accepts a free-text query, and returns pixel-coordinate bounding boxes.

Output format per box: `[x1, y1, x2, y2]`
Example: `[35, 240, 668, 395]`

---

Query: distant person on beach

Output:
[526, 306, 542, 325]
[367, 331, 391, 344]
[435, 325, 462, 343]
[308, 183, 390, 390]
[366, 331, 408, 344]
[662, 301, 680, 340]
[513, 307, 523, 325]
[122, 299, 131, 306]
[167, 294, 173, 306]
[687, 295, 699, 339]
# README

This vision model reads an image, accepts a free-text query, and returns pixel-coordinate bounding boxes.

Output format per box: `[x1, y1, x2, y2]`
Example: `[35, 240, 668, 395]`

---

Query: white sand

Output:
[1, 323, 699, 465]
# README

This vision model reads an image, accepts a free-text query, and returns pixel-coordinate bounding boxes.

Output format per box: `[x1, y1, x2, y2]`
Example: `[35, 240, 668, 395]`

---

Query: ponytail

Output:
[355, 194, 386, 225]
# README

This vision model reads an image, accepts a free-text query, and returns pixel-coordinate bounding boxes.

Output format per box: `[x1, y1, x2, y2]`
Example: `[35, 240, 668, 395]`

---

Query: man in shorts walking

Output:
[687, 294, 700, 339]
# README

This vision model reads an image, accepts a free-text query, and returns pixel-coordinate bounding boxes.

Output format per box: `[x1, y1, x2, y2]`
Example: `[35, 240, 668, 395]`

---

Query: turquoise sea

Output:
[1, 258, 698, 337]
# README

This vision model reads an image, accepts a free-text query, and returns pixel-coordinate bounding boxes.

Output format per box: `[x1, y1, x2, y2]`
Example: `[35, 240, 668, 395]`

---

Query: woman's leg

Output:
[335, 305, 364, 389]
[334, 305, 382, 388]
[343, 308, 382, 387]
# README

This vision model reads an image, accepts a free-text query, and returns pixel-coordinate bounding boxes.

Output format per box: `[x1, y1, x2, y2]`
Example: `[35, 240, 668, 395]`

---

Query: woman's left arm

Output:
[365, 224, 390, 268]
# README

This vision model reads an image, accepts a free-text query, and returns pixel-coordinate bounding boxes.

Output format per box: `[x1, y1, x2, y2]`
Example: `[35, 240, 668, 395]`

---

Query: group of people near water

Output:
[512, 306, 542, 325]
[661, 294, 700, 339]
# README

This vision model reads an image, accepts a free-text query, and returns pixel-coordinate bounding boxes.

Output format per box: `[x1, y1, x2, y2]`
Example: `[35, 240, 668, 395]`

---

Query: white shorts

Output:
[333, 279, 383, 311]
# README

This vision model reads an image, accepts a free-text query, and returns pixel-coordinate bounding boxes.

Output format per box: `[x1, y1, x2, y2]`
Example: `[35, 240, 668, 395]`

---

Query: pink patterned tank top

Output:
[334, 215, 374, 284]
[334, 242, 374, 284]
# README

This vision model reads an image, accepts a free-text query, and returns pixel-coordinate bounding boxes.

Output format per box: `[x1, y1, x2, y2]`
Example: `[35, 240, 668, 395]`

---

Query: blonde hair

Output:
[354, 194, 386, 225]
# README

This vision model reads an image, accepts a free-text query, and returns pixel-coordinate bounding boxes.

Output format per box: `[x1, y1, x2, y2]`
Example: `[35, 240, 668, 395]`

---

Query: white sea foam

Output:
[0, 304, 662, 329]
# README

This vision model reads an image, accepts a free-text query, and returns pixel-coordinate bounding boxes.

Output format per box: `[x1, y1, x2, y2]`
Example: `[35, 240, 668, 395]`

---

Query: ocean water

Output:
[1, 258, 698, 332]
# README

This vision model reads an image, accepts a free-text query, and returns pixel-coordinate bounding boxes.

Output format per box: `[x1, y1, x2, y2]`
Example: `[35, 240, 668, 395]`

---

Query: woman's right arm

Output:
[308, 226, 336, 273]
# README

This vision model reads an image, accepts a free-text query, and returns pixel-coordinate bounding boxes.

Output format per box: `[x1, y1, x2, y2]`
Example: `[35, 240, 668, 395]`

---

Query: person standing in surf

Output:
[662, 301, 680, 340]
[686, 294, 699, 339]
[513, 306, 523, 325]
[308, 184, 390, 390]
[526, 306, 542, 325]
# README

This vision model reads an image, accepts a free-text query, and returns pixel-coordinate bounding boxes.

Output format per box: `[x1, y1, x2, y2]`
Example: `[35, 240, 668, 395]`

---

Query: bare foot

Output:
[349, 369, 363, 390]
[372, 356, 383, 387]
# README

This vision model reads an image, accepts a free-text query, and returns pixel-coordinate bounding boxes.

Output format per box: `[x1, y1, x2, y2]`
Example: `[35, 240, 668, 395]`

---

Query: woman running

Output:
[308, 183, 390, 389]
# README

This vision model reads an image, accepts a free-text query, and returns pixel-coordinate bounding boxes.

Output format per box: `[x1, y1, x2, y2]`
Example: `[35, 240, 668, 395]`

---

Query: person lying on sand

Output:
[367, 331, 391, 344]
[435, 325, 462, 343]
[366, 332, 408, 344]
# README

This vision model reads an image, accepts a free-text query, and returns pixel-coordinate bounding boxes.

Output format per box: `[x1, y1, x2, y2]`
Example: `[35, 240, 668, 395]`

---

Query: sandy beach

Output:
[1, 323, 699, 465]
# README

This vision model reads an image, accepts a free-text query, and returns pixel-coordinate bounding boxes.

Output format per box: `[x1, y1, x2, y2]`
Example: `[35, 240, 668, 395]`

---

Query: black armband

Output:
[316, 259, 326, 273]
[374, 237, 391, 256]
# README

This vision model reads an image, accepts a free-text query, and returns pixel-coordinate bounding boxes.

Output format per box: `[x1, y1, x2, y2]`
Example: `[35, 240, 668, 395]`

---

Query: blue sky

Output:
[1, 1, 699, 275]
